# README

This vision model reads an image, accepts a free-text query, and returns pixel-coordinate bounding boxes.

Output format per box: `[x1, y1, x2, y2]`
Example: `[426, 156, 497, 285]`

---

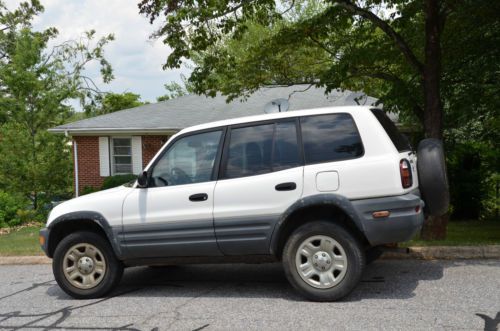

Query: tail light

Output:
[400, 159, 413, 188]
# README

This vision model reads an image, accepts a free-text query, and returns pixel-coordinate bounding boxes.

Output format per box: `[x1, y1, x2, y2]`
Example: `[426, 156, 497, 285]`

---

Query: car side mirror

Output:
[137, 171, 149, 188]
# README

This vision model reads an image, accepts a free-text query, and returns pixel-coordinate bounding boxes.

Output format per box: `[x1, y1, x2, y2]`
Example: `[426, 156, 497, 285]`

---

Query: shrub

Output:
[101, 174, 137, 190]
[81, 186, 99, 195]
[447, 141, 498, 220]
[0, 191, 28, 228]
[16, 209, 37, 224]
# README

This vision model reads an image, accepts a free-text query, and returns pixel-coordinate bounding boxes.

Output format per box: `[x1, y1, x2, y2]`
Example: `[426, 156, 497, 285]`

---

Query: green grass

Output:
[402, 220, 500, 247]
[0, 221, 499, 256]
[0, 226, 44, 256]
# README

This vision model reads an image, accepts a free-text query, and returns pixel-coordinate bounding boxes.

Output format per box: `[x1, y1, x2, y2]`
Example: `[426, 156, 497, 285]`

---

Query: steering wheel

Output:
[170, 167, 191, 185]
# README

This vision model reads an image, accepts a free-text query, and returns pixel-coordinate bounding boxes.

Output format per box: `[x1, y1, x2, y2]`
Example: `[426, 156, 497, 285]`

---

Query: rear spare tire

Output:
[417, 138, 450, 216]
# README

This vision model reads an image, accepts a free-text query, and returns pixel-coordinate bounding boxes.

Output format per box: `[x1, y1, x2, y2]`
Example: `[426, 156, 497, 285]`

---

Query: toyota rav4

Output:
[39, 106, 449, 301]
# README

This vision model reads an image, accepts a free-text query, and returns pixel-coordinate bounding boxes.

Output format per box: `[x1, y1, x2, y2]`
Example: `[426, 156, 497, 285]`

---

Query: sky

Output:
[6, 0, 190, 104]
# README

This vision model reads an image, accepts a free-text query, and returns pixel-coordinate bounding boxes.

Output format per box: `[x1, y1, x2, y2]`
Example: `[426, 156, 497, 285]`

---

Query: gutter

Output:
[48, 128, 181, 136]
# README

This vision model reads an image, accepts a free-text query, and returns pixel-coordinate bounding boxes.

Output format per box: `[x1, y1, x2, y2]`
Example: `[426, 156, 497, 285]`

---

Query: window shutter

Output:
[98, 137, 110, 177]
[131, 136, 143, 174]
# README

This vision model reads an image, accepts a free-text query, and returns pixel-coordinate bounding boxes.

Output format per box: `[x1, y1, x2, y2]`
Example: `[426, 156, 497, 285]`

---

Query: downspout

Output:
[67, 130, 79, 197]
[74, 141, 79, 197]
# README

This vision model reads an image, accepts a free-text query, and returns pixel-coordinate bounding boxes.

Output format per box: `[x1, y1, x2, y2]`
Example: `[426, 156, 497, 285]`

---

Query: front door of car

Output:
[214, 120, 304, 255]
[122, 129, 224, 258]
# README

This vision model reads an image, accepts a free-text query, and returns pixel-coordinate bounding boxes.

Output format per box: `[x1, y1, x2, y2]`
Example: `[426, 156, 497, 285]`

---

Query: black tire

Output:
[417, 138, 450, 216]
[53, 231, 123, 299]
[282, 221, 365, 302]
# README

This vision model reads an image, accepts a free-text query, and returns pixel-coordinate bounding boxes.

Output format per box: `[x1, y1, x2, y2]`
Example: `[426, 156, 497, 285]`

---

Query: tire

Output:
[282, 221, 365, 302]
[53, 231, 124, 299]
[417, 138, 450, 216]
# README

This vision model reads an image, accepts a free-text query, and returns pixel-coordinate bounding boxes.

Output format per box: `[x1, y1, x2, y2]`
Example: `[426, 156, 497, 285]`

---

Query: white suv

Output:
[40, 106, 449, 301]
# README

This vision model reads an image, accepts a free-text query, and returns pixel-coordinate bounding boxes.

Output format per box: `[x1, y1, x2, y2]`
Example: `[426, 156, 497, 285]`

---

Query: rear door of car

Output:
[301, 113, 366, 199]
[213, 119, 304, 255]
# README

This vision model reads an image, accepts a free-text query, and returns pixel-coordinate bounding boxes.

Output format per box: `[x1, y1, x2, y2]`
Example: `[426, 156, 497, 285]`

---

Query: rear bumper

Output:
[351, 191, 424, 246]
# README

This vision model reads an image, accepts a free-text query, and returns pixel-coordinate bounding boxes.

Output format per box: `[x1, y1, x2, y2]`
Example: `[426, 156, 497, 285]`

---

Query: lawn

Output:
[0, 220, 499, 256]
[0, 225, 44, 256]
[402, 220, 500, 246]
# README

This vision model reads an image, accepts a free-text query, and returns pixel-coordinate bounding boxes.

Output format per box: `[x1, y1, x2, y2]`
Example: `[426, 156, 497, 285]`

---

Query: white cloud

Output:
[6, 0, 190, 103]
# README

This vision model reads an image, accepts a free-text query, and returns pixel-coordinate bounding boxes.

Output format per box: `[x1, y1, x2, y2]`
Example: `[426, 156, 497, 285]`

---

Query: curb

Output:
[0, 246, 499, 265]
[0, 256, 51, 265]
[380, 245, 500, 260]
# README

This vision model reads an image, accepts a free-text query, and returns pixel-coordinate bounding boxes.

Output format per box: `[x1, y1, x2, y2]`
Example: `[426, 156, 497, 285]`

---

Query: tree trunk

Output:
[31, 130, 38, 210]
[420, 0, 447, 240]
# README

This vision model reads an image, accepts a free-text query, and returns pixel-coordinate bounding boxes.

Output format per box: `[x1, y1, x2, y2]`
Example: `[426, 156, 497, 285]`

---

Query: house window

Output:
[111, 137, 132, 174]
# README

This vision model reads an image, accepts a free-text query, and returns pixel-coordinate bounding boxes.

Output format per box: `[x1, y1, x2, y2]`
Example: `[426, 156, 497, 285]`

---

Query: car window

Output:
[301, 113, 363, 164]
[224, 124, 274, 179]
[223, 121, 301, 179]
[273, 121, 301, 171]
[370, 108, 411, 152]
[150, 130, 222, 187]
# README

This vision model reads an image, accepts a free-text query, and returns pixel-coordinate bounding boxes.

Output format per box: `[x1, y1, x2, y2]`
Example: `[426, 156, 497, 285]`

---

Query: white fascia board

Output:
[48, 128, 180, 136]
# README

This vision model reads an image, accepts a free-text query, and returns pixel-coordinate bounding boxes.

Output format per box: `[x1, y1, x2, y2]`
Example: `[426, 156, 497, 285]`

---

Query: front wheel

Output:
[53, 231, 123, 299]
[282, 221, 365, 301]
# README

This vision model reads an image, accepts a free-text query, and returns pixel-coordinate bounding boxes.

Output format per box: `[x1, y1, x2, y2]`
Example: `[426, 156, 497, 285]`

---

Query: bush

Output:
[81, 186, 99, 196]
[447, 141, 498, 220]
[0, 191, 28, 228]
[101, 174, 137, 190]
[16, 209, 37, 224]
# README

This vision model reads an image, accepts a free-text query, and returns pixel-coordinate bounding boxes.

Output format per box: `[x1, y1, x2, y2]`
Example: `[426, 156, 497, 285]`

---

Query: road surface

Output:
[0, 259, 499, 330]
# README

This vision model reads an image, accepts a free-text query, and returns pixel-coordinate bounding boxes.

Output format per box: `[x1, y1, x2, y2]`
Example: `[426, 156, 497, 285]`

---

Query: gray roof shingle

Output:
[49, 85, 379, 134]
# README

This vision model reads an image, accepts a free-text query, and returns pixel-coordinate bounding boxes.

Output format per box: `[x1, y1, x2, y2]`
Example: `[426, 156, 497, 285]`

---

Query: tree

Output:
[0, 1, 115, 212]
[139, 0, 499, 239]
[156, 81, 188, 102]
[89, 92, 144, 115]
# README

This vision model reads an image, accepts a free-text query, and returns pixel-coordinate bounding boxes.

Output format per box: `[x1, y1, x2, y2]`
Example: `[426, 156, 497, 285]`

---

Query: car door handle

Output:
[189, 193, 208, 202]
[275, 182, 297, 191]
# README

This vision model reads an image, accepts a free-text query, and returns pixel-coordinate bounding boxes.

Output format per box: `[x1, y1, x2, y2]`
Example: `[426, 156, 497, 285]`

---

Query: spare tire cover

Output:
[417, 138, 450, 216]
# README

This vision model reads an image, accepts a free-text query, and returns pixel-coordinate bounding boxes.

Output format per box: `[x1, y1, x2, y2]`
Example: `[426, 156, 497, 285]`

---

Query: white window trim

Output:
[99, 137, 110, 177]
[110, 136, 133, 175]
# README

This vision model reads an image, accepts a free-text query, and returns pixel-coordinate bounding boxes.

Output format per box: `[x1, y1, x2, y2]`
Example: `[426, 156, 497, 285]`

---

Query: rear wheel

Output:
[53, 231, 123, 299]
[282, 221, 365, 301]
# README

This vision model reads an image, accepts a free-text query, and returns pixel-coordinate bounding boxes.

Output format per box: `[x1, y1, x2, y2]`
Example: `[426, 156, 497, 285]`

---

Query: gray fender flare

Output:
[48, 211, 123, 259]
[269, 194, 366, 255]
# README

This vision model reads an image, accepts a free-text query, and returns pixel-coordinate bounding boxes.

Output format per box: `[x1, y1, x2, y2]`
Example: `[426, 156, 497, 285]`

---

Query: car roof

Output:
[179, 105, 375, 135]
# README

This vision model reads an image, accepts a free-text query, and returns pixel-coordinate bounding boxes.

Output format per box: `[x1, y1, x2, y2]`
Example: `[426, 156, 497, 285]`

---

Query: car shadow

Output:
[46, 259, 446, 302]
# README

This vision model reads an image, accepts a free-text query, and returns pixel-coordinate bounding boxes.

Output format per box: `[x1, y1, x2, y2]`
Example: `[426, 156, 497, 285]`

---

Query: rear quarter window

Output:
[370, 108, 411, 152]
[300, 113, 364, 164]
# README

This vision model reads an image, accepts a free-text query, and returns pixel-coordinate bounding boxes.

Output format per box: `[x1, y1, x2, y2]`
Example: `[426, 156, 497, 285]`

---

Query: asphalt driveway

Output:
[0, 259, 499, 330]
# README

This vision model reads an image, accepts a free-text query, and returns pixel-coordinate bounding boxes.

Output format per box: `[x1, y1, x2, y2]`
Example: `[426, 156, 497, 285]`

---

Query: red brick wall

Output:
[72, 135, 170, 195]
[141, 135, 170, 167]
[73, 136, 105, 194]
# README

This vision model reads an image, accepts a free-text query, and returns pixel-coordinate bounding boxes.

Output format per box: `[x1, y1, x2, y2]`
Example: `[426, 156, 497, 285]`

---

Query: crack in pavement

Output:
[137, 283, 226, 331]
[0, 287, 146, 330]
[0, 280, 55, 301]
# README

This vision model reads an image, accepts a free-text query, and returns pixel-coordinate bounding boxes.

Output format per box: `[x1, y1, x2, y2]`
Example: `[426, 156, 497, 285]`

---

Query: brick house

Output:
[49, 85, 379, 196]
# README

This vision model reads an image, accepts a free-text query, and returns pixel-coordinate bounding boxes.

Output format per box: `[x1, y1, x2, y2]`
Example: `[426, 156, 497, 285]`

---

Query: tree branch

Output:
[333, 0, 424, 76]
[347, 68, 424, 119]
